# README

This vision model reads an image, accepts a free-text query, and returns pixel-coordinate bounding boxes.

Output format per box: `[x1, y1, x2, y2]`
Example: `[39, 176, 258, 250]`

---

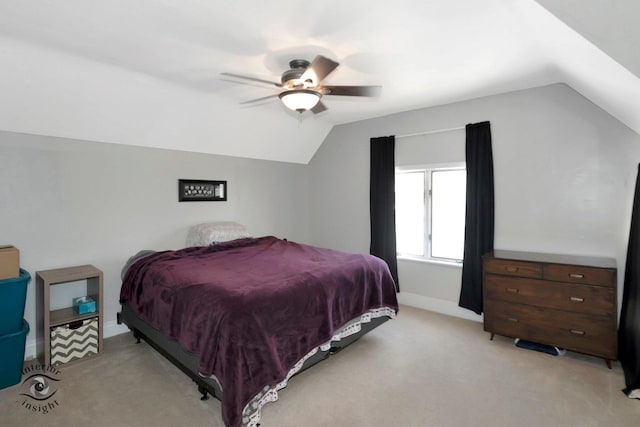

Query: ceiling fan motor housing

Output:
[281, 59, 311, 86]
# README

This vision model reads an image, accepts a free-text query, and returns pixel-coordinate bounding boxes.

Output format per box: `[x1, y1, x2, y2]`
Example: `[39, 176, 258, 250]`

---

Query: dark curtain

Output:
[619, 163, 640, 398]
[459, 121, 494, 314]
[370, 136, 399, 291]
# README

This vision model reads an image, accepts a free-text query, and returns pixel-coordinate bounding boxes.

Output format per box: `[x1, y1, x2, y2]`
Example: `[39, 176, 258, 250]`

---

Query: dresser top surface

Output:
[485, 250, 616, 270]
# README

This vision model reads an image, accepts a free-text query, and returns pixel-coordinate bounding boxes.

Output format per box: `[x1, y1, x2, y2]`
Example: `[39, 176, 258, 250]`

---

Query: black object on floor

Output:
[515, 338, 565, 356]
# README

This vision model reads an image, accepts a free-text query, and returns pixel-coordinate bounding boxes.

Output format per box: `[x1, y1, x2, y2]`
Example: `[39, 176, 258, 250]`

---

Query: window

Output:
[395, 165, 466, 262]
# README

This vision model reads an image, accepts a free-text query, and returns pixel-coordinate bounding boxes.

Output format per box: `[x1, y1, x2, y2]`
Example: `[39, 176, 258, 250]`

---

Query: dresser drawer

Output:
[543, 264, 615, 287]
[484, 274, 615, 316]
[484, 300, 616, 359]
[483, 258, 542, 279]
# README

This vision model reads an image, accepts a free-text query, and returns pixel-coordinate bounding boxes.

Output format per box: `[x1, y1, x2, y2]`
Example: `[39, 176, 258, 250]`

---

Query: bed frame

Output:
[117, 304, 390, 405]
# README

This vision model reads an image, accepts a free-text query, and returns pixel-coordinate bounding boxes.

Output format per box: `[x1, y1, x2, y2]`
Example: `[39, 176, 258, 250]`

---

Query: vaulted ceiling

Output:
[0, 0, 638, 164]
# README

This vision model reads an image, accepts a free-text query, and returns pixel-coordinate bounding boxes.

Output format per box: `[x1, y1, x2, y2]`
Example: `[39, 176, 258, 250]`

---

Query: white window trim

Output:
[397, 254, 463, 268]
[396, 162, 466, 265]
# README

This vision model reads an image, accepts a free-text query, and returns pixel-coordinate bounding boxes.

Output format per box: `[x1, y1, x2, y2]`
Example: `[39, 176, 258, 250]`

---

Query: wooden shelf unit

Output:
[36, 265, 103, 367]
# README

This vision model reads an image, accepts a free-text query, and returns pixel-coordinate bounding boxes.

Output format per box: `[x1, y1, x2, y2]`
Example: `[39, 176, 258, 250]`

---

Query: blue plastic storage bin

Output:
[0, 319, 29, 390]
[0, 269, 30, 336]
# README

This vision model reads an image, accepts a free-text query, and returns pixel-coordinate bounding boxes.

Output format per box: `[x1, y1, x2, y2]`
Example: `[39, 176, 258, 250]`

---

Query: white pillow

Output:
[186, 222, 251, 247]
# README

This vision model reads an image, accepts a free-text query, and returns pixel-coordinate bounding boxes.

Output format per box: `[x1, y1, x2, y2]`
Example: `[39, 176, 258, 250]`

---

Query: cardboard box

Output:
[0, 246, 19, 281]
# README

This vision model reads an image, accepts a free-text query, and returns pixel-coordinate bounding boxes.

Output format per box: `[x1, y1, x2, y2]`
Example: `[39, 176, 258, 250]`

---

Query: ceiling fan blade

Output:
[240, 94, 280, 105]
[320, 85, 382, 97]
[221, 72, 282, 87]
[311, 101, 328, 114]
[301, 55, 339, 85]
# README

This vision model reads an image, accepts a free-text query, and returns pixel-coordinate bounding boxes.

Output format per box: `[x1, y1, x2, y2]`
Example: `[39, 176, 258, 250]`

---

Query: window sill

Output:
[397, 256, 463, 268]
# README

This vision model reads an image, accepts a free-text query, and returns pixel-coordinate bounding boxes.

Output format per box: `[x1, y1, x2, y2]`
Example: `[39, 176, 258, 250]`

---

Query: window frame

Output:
[395, 162, 466, 265]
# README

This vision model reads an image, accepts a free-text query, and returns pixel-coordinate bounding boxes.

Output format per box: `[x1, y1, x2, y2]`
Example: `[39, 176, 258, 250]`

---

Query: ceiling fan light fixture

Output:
[279, 89, 321, 113]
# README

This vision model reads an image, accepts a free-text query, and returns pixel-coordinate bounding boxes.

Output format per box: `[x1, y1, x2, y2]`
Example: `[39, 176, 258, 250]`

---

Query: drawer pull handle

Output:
[507, 317, 519, 323]
[68, 320, 84, 330]
[570, 329, 586, 335]
[505, 267, 519, 272]
[506, 287, 519, 294]
[569, 273, 584, 279]
[570, 296, 585, 302]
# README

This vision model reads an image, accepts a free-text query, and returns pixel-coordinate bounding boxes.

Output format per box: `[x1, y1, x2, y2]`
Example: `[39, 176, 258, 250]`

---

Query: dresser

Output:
[482, 250, 617, 368]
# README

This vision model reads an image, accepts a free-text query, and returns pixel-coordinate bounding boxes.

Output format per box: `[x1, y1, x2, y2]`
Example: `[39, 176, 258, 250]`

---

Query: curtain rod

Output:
[395, 126, 465, 139]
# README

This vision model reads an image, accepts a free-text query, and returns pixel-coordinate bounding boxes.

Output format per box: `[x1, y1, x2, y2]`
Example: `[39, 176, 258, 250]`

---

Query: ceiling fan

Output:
[221, 55, 381, 114]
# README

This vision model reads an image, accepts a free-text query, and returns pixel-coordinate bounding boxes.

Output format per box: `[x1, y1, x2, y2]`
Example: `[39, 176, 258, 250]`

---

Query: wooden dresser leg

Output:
[490, 333, 495, 341]
[605, 359, 612, 369]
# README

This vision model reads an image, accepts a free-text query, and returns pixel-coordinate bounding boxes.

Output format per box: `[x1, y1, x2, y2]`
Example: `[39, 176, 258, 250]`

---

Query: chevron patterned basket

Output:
[50, 317, 99, 366]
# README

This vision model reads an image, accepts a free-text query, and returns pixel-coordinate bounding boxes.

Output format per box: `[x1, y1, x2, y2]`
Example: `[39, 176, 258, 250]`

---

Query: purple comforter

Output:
[120, 236, 398, 427]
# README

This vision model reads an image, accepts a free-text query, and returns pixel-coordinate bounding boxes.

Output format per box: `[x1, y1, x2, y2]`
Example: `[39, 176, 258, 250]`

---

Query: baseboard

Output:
[397, 291, 483, 323]
[104, 319, 131, 337]
[24, 319, 131, 361]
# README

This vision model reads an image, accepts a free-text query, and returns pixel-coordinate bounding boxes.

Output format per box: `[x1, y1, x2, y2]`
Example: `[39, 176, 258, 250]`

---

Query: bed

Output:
[118, 233, 398, 427]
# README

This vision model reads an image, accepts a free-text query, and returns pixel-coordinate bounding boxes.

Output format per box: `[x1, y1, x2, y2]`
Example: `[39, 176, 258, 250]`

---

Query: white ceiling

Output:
[0, 0, 638, 164]
[536, 0, 640, 79]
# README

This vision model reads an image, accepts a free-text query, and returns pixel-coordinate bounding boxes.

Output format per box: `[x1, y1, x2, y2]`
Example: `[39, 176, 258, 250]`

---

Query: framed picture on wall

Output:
[178, 179, 227, 202]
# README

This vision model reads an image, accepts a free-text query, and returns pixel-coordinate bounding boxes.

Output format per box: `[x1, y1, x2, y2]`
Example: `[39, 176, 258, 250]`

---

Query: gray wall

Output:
[308, 83, 640, 319]
[0, 131, 309, 356]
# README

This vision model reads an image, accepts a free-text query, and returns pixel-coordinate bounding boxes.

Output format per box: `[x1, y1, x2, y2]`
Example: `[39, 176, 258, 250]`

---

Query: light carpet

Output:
[0, 305, 638, 426]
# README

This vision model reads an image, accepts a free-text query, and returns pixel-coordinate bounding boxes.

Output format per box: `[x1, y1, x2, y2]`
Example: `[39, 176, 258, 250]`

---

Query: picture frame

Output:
[178, 179, 227, 202]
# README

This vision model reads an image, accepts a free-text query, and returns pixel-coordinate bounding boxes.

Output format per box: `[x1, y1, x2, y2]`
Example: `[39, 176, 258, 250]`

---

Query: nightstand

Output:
[35, 265, 103, 367]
